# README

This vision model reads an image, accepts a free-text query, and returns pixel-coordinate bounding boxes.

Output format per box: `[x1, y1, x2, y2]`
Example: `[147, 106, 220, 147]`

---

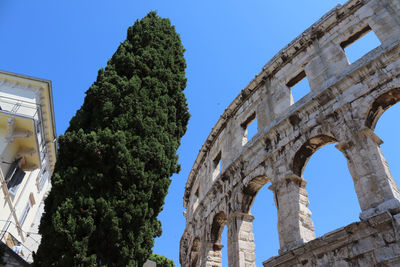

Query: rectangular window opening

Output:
[39, 169, 49, 191]
[6, 158, 26, 197]
[212, 151, 222, 180]
[241, 112, 257, 146]
[195, 184, 200, 198]
[19, 202, 31, 226]
[287, 70, 311, 104]
[340, 25, 381, 64]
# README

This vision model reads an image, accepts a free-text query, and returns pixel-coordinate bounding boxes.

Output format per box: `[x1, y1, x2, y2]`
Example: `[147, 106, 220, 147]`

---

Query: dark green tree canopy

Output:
[35, 11, 189, 267]
[0, 244, 5, 265]
[149, 254, 174, 267]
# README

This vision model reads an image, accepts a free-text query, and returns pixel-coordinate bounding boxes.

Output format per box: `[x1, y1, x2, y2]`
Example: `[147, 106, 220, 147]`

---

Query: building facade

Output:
[0, 71, 56, 263]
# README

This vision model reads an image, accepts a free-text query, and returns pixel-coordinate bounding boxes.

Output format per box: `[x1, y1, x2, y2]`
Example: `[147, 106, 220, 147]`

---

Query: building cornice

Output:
[0, 70, 57, 173]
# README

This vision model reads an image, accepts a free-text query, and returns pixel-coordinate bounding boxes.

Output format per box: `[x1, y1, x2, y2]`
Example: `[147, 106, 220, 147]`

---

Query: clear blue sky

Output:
[2, 1, 400, 266]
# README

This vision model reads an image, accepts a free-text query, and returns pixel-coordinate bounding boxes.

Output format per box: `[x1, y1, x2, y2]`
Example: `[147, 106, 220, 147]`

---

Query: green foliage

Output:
[34, 11, 189, 267]
[149, 254, 174, 267]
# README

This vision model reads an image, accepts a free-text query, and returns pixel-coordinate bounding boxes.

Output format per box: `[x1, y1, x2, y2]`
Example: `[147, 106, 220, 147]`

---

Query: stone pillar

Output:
[336, 128, 400, 220]
[203, 242, 223, 267]
[270, 174, 315, 253]
[227, 212, 256, 267]
[269, 79, 292, 116]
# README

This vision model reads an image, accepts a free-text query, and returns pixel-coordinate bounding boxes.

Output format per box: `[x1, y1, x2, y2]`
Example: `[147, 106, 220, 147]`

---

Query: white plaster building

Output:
[0, 70, 56, 263]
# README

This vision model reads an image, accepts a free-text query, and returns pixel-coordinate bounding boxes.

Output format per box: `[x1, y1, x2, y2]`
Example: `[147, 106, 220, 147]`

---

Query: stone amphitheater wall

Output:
[180, 0, 400, 266]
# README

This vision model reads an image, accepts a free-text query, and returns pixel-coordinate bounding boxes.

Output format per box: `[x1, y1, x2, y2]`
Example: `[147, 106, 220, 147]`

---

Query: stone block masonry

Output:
[180, 0, 400, 266]
[264, 211, 400, 266]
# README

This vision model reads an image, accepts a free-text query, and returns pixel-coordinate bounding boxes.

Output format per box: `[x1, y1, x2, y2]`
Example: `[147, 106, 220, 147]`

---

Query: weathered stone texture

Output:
[264, 212, 400, 267]
[180, 0, 400, 266]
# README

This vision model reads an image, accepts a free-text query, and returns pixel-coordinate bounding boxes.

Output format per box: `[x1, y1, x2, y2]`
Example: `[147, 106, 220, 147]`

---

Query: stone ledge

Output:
[263, 211, 398, 267]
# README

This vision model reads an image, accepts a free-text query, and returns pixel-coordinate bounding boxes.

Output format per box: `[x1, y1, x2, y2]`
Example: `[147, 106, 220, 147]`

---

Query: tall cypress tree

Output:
[35, 12, 189, 266]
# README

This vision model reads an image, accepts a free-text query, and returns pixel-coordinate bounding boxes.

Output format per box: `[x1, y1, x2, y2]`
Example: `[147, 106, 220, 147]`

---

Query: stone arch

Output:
[360, 87, 400, 218]
[240, 174, 277, 265]
[292, 132, 363, 237]
[282, 133, 358, 252]
[241, 175, 270, 214]
[210, 211, 227, 244]
[292, 134, 338, 177]
[202, 211, 228, 267]
[365, 88, 400, 130]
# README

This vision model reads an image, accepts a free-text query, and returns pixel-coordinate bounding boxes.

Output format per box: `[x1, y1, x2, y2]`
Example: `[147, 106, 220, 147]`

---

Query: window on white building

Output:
[19, 202, 31, 226]
[6, 158, 26, 196]
[39, 169, 49, 191]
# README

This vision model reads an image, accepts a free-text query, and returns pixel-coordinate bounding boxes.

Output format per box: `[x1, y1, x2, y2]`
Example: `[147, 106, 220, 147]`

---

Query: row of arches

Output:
[184, 87, 400, 266]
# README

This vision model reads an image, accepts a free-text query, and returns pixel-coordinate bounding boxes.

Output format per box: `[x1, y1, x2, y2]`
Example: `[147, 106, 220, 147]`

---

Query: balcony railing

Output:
[0, 219, 40, 263]
[0, 95, 39, 119]
[0, 95, 47, 163]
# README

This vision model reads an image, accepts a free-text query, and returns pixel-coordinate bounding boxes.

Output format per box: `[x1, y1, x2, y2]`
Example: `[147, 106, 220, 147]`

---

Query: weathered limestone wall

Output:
[264, 211, 400, 267]
[180, 0, 400, 266]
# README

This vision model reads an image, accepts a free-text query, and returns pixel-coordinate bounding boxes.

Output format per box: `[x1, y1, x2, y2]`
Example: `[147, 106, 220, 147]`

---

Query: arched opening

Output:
[293, 135, 337, 177]
[369, 89, 400, 195]
[242, 176, 269, 213]
[243, 176, 279, 265]
[293, 135, 360, 237]
[209, 211, 227, 266]
[302, 143, 360, 237]
[210, 212, 227, 244]
[366, 88, 400, 130]
[221, 226, 228, 267]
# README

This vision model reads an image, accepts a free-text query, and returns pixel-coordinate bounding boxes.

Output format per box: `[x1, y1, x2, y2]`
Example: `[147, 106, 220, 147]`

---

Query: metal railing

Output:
[0, 219, 40, 263]
[0, 95, 47, 164]
[0, 95, 39, 119]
